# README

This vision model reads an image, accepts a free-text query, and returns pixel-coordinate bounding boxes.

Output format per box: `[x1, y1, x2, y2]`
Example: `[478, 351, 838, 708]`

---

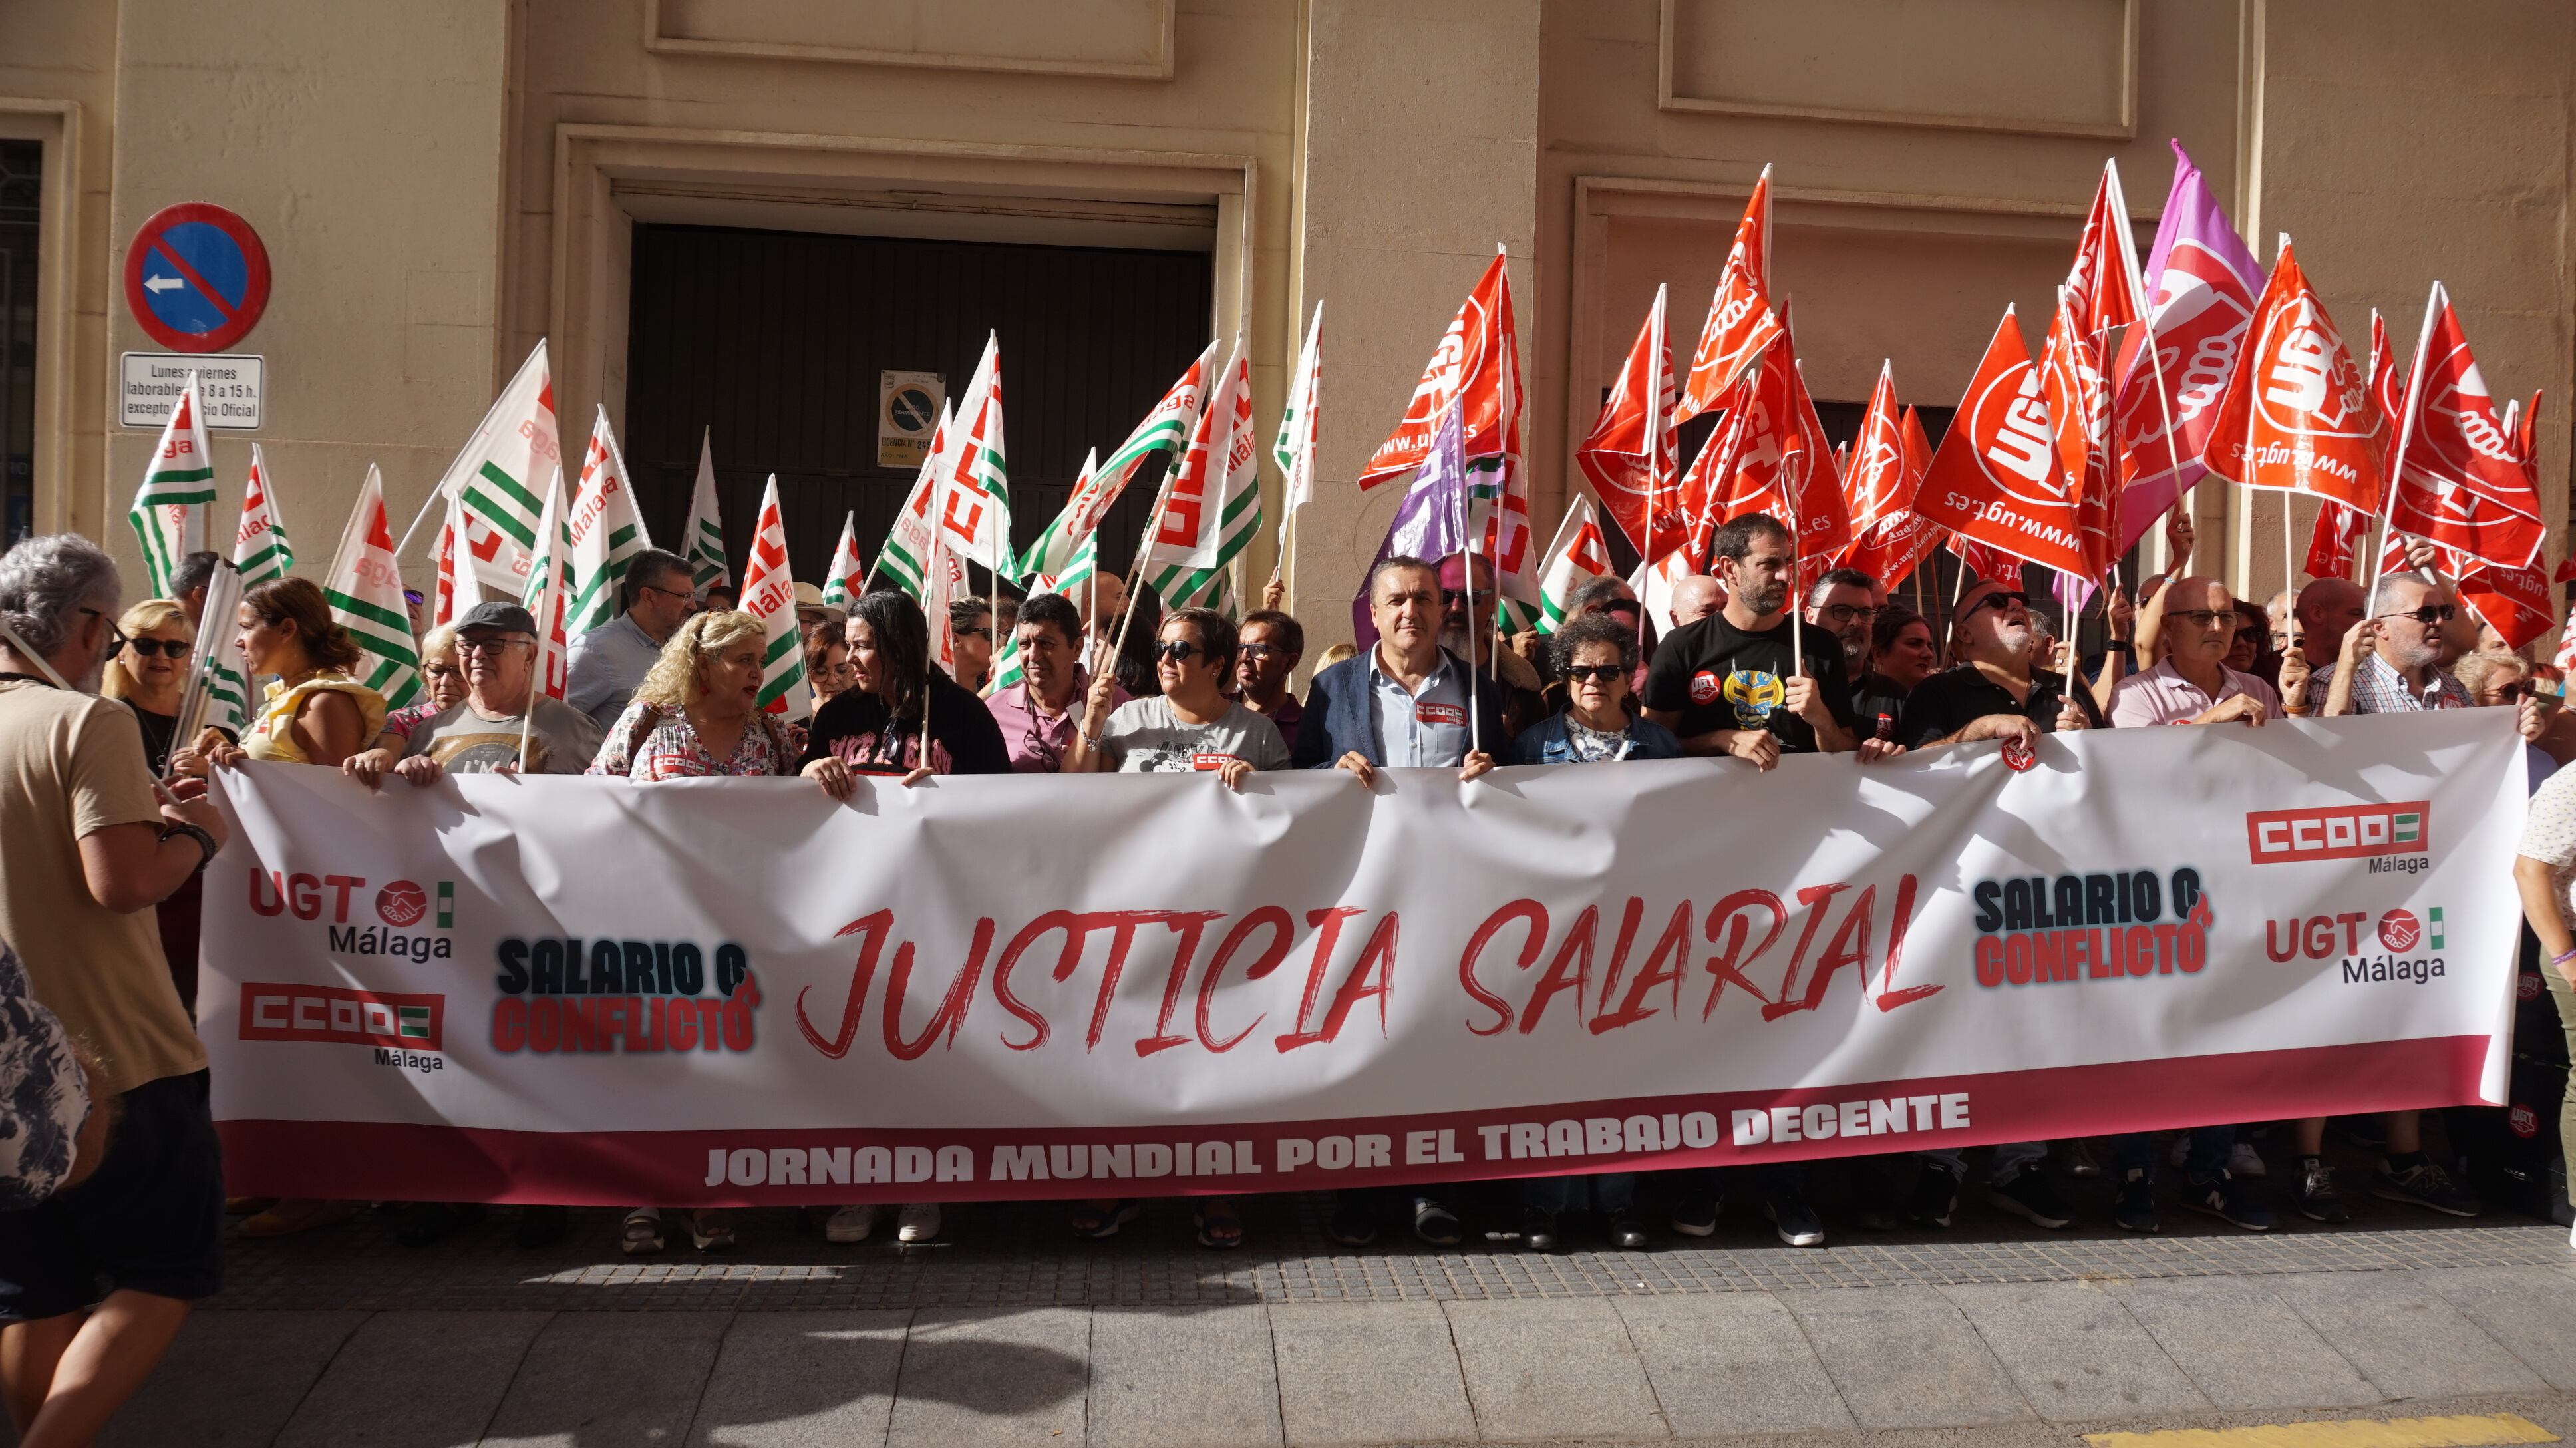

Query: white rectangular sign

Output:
[199, 713, 2525, 1206]
[122, 351, 264, 430]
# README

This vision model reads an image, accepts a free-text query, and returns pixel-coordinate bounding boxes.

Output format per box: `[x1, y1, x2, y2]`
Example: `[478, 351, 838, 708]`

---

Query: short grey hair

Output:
[2369, 572, 2440, 618]
[0, 533, 121, 659]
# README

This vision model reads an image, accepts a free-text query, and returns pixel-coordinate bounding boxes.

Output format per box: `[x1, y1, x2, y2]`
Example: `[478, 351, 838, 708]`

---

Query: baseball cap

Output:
[454, 601, 538, 635]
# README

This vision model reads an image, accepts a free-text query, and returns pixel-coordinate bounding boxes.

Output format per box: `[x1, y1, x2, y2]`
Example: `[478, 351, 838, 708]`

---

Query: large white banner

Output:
[202, 713, 2525, 1205]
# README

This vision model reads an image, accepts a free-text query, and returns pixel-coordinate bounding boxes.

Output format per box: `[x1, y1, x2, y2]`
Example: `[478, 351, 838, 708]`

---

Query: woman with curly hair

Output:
[589, 610, 816, 783]
[200, 577, 383, 770]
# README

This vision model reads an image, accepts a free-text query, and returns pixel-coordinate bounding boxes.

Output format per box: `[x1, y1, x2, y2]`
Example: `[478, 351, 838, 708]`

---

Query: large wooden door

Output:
[623, 224, 1215, 589]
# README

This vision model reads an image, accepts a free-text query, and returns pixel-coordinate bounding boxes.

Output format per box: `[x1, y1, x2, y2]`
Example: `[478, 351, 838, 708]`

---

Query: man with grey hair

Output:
[567, 548, 698, 731]
[1803, 567, 1881, 691]
[164, 551, 222, 628]
[0, 532, 230, 1445]
[2318, 572, 2472, 717]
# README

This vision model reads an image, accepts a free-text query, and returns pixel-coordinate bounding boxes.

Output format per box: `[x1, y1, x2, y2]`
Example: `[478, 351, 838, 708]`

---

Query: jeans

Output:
[1920, 1141, 2048, 1186]
[1523, 1173, 1635, 1214]
[2114, 1125, 2234, 1183]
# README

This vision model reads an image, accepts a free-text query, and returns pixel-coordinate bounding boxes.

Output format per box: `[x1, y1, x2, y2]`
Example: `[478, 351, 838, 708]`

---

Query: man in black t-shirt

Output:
[1643, 514, 1857, 771]
[1897, 579, 2096, 750]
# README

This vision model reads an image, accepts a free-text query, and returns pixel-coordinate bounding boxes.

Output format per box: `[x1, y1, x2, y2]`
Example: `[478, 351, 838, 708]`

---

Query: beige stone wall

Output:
[6, 0, 2571, 639]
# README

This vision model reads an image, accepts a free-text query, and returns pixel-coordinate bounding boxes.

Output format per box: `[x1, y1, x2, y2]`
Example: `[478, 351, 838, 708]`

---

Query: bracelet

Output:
[158, 821, 218, 874]
[2101, 641, 2134, 655]
[2553, 947, 2576, 968]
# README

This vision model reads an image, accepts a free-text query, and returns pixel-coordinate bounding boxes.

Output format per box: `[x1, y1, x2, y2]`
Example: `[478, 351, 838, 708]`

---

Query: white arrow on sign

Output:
[143, 275, 184, 293]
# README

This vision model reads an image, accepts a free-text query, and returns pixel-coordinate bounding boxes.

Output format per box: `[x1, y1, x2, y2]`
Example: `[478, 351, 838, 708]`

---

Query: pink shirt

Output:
[2106, 659, 2283, 727]
[986, 673, 1128, 773]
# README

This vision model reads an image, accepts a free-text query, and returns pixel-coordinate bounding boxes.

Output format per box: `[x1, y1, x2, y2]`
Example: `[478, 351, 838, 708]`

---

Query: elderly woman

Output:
[375, 624, 465, 745]
[591, 610, 815, 783]
[1510, 614, 1681, 765]
[200, 578, 384, 771]
[101, 599, 223, 1014]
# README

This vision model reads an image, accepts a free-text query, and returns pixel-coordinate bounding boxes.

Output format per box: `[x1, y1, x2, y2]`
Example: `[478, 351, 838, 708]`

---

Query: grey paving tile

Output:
[1939, 1280, 2210, 1423]
[2268, 1269, 2548, 1399]
[886, 1307, 1088, 1448]
[2427, 1264, 2576, 1391]
[480, 1308, 732, 1447]
[687, 1310, 909, 1447]
[1778, 1285, 2033, 1430]
[1616, 1294, 1854, 1437]
[2106, 1276, 2382, 1410]
[1442, 1298, 1666, 1442]
[1088, 1305, 1281, 1448]
[275, 1310, 550, 1448]
[1268, 1301, 1475, 1446]
[102, 1310, 369, 1448]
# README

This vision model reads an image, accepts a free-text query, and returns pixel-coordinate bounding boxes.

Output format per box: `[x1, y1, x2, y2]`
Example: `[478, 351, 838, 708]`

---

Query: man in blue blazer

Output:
[1292, 555, 1504, 782]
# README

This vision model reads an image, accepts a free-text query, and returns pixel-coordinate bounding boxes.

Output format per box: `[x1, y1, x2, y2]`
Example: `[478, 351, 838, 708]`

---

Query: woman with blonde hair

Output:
[372, 623, 466, 747]
[100, 598, 201, 776]
[588, 610, 820, 784]
[200, 577, 384, 770]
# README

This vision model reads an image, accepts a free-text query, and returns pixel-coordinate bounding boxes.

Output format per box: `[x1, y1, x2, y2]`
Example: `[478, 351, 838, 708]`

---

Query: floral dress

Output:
[589, 701, 802, 780]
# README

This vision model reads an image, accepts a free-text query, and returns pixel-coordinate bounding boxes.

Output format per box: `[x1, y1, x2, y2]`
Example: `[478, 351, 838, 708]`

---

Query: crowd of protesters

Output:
[5, 508, 2576, 1443]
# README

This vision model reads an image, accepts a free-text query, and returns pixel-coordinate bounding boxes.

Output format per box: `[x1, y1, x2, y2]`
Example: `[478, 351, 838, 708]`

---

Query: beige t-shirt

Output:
[0, 679, 207, 1095]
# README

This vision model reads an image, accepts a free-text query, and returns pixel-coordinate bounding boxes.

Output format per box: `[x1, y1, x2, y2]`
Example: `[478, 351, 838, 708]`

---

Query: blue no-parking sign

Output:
[124, 202, 271, 353]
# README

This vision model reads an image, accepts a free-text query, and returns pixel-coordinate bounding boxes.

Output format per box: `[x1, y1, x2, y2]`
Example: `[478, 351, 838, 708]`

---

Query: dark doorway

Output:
[622, 223, 1215, 589]
[1, 140, 41, 545]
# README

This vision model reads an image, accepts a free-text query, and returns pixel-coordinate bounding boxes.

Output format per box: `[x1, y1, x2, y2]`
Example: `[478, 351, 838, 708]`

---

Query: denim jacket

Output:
[1509, 711, 1683, 765]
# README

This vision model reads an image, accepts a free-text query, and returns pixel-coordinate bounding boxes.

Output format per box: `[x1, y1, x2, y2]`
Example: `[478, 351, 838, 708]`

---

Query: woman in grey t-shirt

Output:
[1067, 606, 1288, 787]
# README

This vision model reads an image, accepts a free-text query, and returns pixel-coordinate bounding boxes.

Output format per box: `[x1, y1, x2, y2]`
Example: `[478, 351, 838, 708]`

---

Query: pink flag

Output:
[2110, 141, 2264, 556]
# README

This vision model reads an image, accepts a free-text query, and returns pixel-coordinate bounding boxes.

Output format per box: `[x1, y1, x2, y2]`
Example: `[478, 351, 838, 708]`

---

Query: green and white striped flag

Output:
[230, 443, 294, 587]
[438, 341, 556, 556]
[820, 512, 866, 612]
[683, 428, 728, 591]
[1529, 494, 1613, 632]
[738, 476, 813, 722]
[877, 401, 951, 602]
[566, 406, 654, 634]
[1275, 302, 1321, 554]
[939, 333, 1015, 580]
[176, 558, 251, 740]
[129, 373, 216, 598]
[1025, 337, 1223, 580]
[1142, 336, 1257, 610]
[323, 466, 422, 709]
[520, 466, 574, 701]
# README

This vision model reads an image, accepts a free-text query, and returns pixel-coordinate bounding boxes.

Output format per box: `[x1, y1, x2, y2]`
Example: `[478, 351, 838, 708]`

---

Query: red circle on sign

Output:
[377, 881, 428, 928]
[2376, 908, 2420, 954]
[124, 202, 270, 353]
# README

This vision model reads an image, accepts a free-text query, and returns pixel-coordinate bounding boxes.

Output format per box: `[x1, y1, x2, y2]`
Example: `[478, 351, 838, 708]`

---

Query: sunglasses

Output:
[1240, 643, 1290, 660]
[1963, 590, 2030, 618]
[956, 626, 991, 641]
[1440, 589, 1471, 607]
[1565, 663, 1626, 684]
[2380, 604, 2458, 625]
[1156, 639, 1207, 665]
[2494, 679, 2538, 703]
[124, 637, 190, 659]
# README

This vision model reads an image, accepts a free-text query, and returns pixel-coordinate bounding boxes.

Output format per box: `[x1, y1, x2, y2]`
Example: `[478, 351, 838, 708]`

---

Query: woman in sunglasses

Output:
[1068, 605, 1289, 785]
[1510, 614, 1680, 766]
[99, 599, 200, 777]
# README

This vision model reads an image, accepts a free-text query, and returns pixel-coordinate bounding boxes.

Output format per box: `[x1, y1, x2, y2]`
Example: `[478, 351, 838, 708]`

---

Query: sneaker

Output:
[2372, 1159, 2483, 1218]
[1327, 1200, 1378, 1247]
[2229, 1141, 2267, 1178]
[1766, 1192, 1824, 1248]
[2053, 1139, 2102, 1178]
[512, 1204, 567, 1249]
[824, 1204, 878, 1243]
[1519, 1205, 1561, 1253]
[1902, 1161, 1960, 1229]
[2113, 1170, 2159, 1233]
[2182, 1173, 2275, 1231]
[2293, 1159, 2350, 1224]
[1606, 1208, 1653, 1251]
[895, 1202, 942, 1243]
[1668, 1190, 1721, 1238]
[1990, 1171, 2074, 1229]
[1412, 1196, 1464, 1248]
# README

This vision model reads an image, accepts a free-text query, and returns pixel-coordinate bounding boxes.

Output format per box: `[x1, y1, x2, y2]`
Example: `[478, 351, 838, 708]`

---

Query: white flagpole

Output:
[391, 482, 444, 562]
[2368, 281, 2445, 601]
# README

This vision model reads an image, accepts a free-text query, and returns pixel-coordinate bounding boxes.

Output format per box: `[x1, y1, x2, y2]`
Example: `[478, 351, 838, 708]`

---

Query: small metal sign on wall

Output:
[878, 371, 945, 469]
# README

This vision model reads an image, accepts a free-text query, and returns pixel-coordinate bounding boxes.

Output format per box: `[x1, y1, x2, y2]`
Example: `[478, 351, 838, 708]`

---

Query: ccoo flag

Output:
[1027, 338, 1225, 580]
[432, 492, 482, 628]
[1274, 303, 1323, 552]
[939, 334, 1015, 580]
[232, 443, 295, 587]
[323, 465, 423, 708]
[129, 372, 218, 598]
[438, 341, 559, 558]
[736, 476, 813, 721]
[565, 407, 654, 635]
[877, 400, 952, 602]
[682, 429, 728, 592]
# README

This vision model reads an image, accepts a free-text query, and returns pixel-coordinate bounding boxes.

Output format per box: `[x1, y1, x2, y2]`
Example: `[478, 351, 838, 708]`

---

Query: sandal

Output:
[1070, 1198, 1141, 1239]
[689, 1210, 736, 1252]
[621, 1207, 666, 1256]
[1194, 1199, 1245, 1250]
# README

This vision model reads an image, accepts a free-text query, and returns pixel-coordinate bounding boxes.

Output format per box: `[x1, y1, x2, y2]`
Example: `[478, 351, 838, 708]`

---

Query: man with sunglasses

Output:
[2105, 578, 2282, 728]
[567, 550, 698, 731]
[1438, 553, 1546, 737]
[1234, 609, 1305, 755]
[1641, 514, 1856, 773]
[947, 598, 996, 692]
[2317, 574, 2472, 717]
[1897, 580, 2096, 749]
[359, 602, 605, 782]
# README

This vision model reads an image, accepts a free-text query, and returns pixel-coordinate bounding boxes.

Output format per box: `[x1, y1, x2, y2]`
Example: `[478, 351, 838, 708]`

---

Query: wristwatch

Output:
[2101, 641, 2135, 656]
[158, 820, 219, 873]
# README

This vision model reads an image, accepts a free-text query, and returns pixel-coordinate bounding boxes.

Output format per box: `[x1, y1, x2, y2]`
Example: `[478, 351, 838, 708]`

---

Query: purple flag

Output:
[1352, 403, 1473, 649]
[2112, 140, 2265, 556]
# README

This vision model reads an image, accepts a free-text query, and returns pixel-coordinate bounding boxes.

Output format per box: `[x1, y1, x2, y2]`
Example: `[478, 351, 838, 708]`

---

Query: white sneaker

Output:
[896, 1202, 941, 1243]
[824, 1204, 878, 1243]
[2229, 1142, 2267, 1178]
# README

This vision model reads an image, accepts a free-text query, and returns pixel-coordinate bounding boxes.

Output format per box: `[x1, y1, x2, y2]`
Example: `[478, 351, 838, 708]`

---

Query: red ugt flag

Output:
[1912, 308, 2089, 578]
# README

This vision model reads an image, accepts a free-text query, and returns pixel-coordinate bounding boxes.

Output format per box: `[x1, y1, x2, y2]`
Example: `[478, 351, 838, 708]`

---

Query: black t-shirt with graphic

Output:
[1643, 612, 1857, 753]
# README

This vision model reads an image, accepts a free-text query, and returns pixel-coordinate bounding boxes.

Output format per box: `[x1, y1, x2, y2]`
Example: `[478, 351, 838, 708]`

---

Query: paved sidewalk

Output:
[63, 1178, 2576, 1447]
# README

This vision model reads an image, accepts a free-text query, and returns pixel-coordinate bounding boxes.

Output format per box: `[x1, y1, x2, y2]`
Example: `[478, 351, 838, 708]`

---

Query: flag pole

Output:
[2107, 158, 2193, 594]
[2366, 280, 2444, 602]
[391, 483, 444, 562]
[1782, 443, 1804, 681]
